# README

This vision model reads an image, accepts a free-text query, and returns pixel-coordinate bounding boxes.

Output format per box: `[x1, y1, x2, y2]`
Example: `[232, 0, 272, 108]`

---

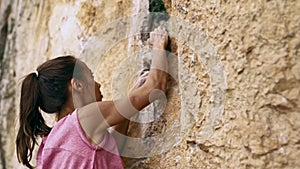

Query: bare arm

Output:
[77, 27, 168, 144]
[112, 70, 149, 136]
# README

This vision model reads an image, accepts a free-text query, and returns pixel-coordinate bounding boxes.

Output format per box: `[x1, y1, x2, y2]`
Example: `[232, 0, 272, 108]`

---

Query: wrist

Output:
[152, 44, 166, 50]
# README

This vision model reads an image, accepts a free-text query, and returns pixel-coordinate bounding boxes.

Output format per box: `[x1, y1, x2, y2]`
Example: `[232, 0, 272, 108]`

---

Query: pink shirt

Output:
[37, 110, 124, 169]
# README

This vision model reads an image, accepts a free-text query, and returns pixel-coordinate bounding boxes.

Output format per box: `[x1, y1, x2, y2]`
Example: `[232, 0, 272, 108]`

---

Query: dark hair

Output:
[16, 55, 83, 168]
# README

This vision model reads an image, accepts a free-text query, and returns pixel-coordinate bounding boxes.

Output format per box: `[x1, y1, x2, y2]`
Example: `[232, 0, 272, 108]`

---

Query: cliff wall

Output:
[0, 0, 299, 168]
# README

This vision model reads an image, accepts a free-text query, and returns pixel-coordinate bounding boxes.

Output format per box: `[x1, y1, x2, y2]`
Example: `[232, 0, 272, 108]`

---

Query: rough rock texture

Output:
[0, 0, 299, 168]
[137, 0, 299, 168]
[0, 0, 17, 168]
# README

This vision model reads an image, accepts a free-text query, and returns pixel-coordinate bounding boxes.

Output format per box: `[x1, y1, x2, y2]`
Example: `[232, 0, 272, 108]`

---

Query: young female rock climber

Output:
[15, 27, 169, 169]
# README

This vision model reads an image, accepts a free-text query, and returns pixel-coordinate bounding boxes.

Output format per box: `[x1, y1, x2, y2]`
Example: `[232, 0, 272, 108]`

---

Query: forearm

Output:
[148, 26, 168, 91]
[98, 26, 169, 126]
[151, 46, 168, 72]
[128, 29, 168, 111]
[148, 48, 168, 91]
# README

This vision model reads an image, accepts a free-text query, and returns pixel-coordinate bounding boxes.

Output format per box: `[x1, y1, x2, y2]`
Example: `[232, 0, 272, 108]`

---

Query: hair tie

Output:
[34, 70, 39, 77]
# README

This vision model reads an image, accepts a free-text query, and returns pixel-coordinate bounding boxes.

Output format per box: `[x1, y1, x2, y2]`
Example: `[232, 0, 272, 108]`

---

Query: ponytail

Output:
[16, 73, 51, 169]
[15, 55, 82, 168]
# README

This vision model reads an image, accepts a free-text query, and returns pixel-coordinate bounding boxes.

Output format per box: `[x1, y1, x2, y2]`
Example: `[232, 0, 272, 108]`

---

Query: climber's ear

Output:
[70, 78, 84, 92]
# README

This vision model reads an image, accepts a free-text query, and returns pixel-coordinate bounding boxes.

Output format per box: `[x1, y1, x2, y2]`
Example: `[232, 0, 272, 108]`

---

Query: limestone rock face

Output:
[0, 0, 299, 168]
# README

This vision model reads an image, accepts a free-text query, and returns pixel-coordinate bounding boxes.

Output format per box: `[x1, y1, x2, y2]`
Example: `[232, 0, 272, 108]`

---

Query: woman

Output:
[16, 27, 169, 169]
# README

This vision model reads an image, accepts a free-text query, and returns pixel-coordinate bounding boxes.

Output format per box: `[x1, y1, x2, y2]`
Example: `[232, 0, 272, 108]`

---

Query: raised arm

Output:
[77, 27, 169, 144]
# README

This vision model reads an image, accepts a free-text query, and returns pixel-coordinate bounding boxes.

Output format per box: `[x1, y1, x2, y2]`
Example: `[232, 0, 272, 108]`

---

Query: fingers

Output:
[149, 26, 168, 49]
[150, 27, 168, 39]
[136, 74, 147, 87]
[137, 68, 150, 76]
[136, 70, 149, 83]
[156, 26, 167, 33]
[133, 69, 149, 88]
